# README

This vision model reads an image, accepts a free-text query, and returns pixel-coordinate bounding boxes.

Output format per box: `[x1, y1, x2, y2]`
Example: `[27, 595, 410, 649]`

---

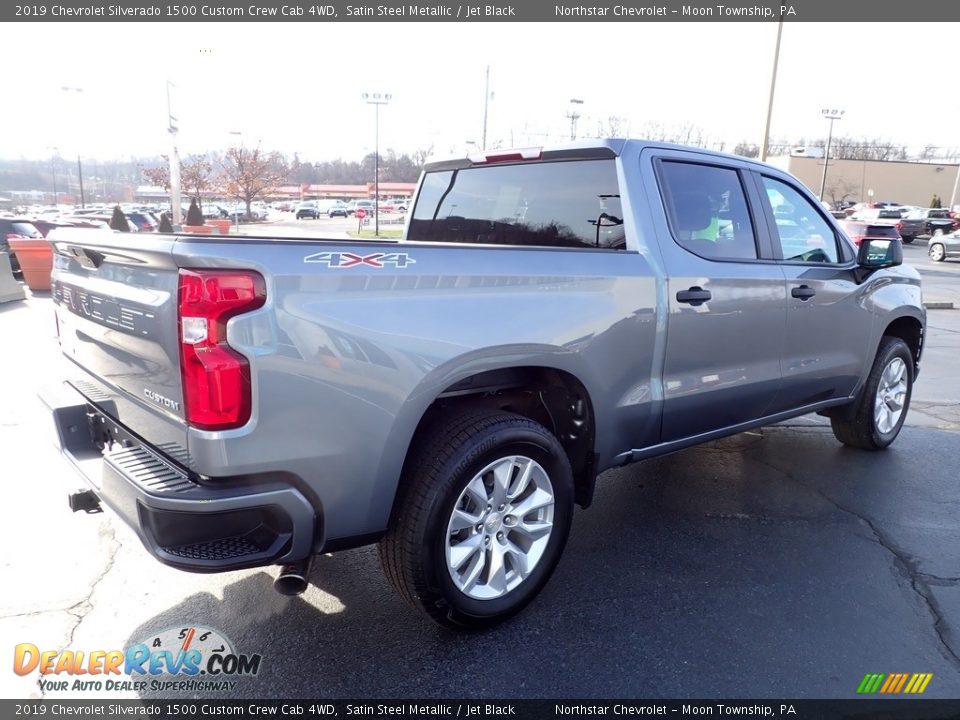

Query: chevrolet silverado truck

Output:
[43, 140, 925, 628]
[897, 208, 958, 244]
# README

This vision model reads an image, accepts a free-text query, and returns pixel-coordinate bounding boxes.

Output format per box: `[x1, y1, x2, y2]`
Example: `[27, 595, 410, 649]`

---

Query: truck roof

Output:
[423, 138, 778, 173]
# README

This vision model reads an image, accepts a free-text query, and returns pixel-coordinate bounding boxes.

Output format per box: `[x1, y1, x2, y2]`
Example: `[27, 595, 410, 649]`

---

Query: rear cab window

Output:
[407, 159, 625, 250]
[656, 161, 758, 261]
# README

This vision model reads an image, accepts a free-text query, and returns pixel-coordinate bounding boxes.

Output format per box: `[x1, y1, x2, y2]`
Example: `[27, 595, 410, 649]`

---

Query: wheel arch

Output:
[375, 362, 600, 536]
[882, 313, 924, 377]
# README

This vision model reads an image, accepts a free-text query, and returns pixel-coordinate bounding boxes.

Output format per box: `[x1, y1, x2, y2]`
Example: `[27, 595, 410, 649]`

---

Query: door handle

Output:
[676, 287, 712, 306]
[791, 285, 816, 300]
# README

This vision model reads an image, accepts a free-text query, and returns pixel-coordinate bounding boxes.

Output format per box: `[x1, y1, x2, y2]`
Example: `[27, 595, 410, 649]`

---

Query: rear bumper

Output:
[40, 382, 316, 573]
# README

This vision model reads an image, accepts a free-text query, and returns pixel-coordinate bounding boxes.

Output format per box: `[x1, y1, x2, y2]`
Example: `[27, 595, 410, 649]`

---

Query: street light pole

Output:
[482, 65, 490, 151]
[950, 158, 960, 211]
[167, 80, 183, 226]
[229, 130, 243, 233]
[362, 92, 391, 237]
[49, 148, 59, 206]
[566, 98, 584, 141]
[818, 108, 845, 202]
[760, 20, 784, 162]
[61, 86, 87, 207]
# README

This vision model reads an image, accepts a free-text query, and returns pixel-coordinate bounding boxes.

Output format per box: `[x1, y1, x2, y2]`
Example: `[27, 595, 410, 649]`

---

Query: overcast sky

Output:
[6, 22, 955, 163]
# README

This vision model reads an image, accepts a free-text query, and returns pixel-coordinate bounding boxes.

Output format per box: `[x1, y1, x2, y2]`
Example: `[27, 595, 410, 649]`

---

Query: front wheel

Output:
[379, 410, 573, 629]
[930, 243, 946, 262]
[831, 337, 913, 450]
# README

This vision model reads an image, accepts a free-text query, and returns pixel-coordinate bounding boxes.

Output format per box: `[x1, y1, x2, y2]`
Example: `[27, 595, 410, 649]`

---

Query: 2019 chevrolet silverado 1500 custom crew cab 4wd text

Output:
[43, 140, 925, 628]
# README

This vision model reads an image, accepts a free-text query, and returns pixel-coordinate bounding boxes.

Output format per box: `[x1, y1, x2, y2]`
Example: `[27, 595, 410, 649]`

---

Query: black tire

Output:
[901, 236, 914, 245]
[929, 243, 946, 262]
[379, 410, 574, 629]
[831, 337, 913, 450]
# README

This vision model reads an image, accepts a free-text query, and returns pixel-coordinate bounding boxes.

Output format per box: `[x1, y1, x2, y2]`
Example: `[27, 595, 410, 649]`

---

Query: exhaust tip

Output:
[274, 559, 313, 596]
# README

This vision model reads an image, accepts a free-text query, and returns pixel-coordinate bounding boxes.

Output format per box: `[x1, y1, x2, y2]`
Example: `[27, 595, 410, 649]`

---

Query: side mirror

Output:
[857, 237, 902, 270]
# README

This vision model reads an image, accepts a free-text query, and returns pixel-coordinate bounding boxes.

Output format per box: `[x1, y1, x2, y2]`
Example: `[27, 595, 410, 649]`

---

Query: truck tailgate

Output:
[49, 228, 189, 465]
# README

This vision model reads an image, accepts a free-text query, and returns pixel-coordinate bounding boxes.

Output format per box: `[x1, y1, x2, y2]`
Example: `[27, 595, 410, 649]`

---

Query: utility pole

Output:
[760, 20, 784, 162]
[818, 108, 845, 202]
[61, 86, 87, 207]
[566, 99, 584, 141]
[167, 80, 182, 226]
[77, 154, 85, 208]
[362, 92, 391, 237]
[482, 65, 490, 151]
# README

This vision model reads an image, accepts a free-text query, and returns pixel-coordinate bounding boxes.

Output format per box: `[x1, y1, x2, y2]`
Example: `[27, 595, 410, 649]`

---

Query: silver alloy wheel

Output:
[874, 357, 908, 435]
[445, 455, 555, 600]
[930, 243, 946, 261]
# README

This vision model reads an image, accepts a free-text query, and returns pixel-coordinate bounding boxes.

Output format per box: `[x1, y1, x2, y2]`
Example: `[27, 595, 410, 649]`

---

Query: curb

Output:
[923, 301, 955, 310]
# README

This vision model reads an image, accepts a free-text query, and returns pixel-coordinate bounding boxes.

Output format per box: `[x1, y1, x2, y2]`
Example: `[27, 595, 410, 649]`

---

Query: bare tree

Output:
[593, 115, 630, 138]
[180, 155, 216, 208]
[826, 178, 858, 207]
[143, 163, 170, 190]
[220, 146, 288, 219]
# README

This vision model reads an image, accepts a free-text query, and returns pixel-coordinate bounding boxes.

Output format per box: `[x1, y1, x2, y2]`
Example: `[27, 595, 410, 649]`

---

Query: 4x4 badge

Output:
[304, 251, 416, 269]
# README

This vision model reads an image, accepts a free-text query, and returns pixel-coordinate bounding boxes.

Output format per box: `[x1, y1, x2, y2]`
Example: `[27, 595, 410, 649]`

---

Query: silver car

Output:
[928, 230, 960, 262]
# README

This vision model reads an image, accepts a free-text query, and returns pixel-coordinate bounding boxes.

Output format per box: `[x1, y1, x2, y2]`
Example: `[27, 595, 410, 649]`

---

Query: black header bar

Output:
[5, 0, 956, 22]
[5, 699, 960, 720]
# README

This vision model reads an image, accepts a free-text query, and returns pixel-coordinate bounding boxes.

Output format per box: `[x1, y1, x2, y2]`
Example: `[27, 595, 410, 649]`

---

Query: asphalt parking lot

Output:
[1, 240, 959, 700]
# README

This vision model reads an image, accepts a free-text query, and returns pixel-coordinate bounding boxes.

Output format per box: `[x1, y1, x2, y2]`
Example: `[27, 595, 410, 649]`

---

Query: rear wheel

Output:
[901, 236, 914, 245]
[930, 243, 946, 262]
[831, 337, 913, 450]
[379, 410, 573, 629]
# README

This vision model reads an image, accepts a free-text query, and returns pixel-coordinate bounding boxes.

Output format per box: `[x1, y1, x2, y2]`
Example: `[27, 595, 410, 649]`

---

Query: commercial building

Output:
[768, 156, 960, 208]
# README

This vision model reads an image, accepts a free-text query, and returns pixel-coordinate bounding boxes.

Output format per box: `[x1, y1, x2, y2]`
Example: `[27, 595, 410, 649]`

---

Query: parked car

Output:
[346, 200, 375, 216]
[897, 208, 958, 244]
[225, 206, 264, 222]
[850, 208, 904, 224]
[0, 218, 44, 276]
[928, 230, 960, 262]
[126, 212, 158, 233]
[62, 214, 139, 233]
[202, 205, 229, 220]
[327, 202, 349, 218]
[295, 202, 321, 220]
[839, 220, 902, 247]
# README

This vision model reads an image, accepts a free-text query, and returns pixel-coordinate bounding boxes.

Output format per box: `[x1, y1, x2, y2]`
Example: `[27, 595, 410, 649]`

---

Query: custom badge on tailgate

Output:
[304, 251, 416, 268]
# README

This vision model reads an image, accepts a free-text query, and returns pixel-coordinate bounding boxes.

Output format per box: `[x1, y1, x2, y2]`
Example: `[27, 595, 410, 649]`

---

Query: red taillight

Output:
[178, 269, 266, 430]
[896, 222, 902, 231]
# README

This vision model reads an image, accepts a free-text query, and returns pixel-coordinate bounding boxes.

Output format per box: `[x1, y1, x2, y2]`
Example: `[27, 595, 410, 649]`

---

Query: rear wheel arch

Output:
[393, 366, 598, 517]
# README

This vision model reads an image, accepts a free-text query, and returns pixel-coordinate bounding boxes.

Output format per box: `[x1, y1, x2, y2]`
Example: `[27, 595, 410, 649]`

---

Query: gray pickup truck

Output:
[44, 140, 925, 628]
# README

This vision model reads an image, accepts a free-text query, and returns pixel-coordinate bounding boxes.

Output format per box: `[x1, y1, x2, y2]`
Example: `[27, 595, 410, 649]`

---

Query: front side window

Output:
[407, 159, 625, 250]
[658, 161, 758, 260]
[762, 177, 840, 263]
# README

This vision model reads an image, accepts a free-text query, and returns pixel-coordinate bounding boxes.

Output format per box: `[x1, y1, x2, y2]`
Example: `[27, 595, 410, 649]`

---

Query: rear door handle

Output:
[791, 285, 816, 300]
[676, 287, 712, 306]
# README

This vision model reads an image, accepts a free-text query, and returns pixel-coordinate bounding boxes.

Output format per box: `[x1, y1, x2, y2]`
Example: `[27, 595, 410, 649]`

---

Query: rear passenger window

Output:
[761, 177, 840, 264]
[658, 161, 758, 260]
[407, 160, 626, 250]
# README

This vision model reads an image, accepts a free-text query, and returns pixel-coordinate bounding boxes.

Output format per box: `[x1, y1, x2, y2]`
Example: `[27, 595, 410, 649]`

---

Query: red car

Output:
[840, 220, 902, 247]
